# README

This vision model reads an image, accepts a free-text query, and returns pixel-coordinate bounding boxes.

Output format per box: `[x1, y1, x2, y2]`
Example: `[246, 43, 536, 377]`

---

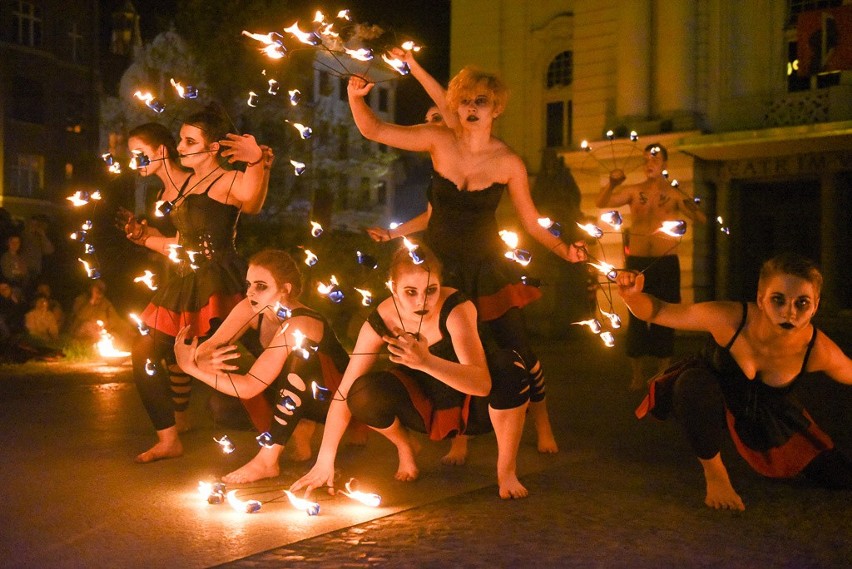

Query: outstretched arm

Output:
[810, 333, 852, 385]
[616, 271, 740, 338]
[366, 205, 432, 243]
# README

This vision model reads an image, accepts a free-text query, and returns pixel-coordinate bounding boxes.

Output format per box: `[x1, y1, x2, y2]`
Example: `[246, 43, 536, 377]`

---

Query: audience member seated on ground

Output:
[34, 282, 64, 329]
[26, 296, 60, 341]
[69, 280, 130, 346]
[20, 215, 54, 283]
[1, 234, 30, 297]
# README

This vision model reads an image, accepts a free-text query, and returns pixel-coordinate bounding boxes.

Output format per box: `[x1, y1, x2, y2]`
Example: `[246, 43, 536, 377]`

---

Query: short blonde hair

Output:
[446, 66, 509, 115]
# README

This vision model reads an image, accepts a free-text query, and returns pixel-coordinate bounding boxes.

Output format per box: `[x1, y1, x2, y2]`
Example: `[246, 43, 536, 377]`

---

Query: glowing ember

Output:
[283, 490, 320, 516]
[340, 479, 382, 507]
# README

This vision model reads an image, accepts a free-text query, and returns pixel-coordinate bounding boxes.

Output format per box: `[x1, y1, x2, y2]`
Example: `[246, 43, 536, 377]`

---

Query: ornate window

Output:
[544, 51, 573, 148]
[546, 51, 573, 88]
[10, 1, 42, 47]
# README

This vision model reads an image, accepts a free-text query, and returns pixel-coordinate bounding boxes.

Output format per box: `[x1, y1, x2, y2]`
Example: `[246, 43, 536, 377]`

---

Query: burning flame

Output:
[600, 331, 616, 347]
[572, 319, 602, 334]
[95, 320, 130, 358]
[401, 40, 421, 52]
[600, 211, 623, 229]
[283, 490, 320, 516]
[354, 288, 373, 306]
[129, 313, 150, 336]
[580, 140, 591, 151]
[345, 47, 374, 61]
[600, 310, 622, 329]
[657, 220, 687, 238]
[309, 221, 323, 237]
[226, 490, 261, 513]
[339, 479, 381, 507]
[289, 122, 312, 139]
[288, 89, 301, 105]
[133, 270, 158, 291]
[381, 53, 410, 75]
[588, 261, 618, 281]
[214, 435, 235, 454]
[283, 22, 321, 46]
[290, 160, 306, 176]
[576, 222, 604, 240]
[317, 276, 339, 296]
[77, 258, 99, 279]
[498, 230, 519, 249]
[303, 249, 318, 266]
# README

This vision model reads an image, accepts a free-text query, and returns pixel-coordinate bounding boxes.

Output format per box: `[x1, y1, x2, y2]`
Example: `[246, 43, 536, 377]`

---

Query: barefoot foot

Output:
[529, 401, 558, 453]
[222, 455, 280, 484]
[394, 437, 421, 481]
[700, 454, 745, 511]
[136, 439, 183, 463]
[498, 473, 529, 499]
[441, 435, 468, 465]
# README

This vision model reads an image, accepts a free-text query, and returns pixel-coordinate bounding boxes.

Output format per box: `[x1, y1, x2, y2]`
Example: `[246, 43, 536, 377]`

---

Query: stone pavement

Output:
[1, 333, 850, 568]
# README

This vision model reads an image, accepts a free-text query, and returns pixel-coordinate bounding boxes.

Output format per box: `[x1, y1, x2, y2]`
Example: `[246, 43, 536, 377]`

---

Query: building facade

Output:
[0, 0, 101, 220]
[450, 0, 852, 329]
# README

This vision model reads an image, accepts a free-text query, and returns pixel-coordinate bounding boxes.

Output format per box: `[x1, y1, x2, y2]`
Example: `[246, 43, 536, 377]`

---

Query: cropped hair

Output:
[758, 252, 823, 297]
[184, 103, 233, 145]
[446, 66, 509, 114]
[248, 249, 303, 298]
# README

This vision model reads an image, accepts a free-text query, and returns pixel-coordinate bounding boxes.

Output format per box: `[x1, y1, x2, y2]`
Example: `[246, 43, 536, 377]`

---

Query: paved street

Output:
[1, 332, 850, 568]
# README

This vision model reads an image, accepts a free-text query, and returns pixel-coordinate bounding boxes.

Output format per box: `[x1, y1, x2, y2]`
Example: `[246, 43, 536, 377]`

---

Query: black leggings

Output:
[132, 331, 186, 431]
[268, 353, 331, 445]
[487, 307, 546, 403]
[672, 367, 852, 488]
[346, 349, 529, 438]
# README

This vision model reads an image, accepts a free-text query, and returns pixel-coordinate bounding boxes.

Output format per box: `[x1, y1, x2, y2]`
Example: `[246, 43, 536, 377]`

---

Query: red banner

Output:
[797, 5, 852, 76]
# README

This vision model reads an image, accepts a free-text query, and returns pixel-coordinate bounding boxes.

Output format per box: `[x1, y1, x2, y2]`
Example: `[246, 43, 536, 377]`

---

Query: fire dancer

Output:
[618, 252, 852, 510]
[124, 105, 274, 463]
[174, 250, 349, 483]
[292, 241, 532, 499]
[597, 143, 706, 390]
[354, 58, 585, 456]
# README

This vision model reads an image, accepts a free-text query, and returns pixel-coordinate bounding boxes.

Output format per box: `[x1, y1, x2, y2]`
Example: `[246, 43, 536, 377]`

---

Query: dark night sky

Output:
[99, 0, 451, 123]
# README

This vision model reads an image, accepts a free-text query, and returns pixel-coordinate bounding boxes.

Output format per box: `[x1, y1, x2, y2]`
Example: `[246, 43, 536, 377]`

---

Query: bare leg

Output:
[374, 418, 421, 481]
[442, 434, 469, 465]
[490, 404, 529, 499]
[288, 420, 316, 462]
[629, 357, 646, 391]
[222, 444, 284, 483]
[528, 399, 558, 453]
[174, 410, 191, 433]
[699, 453, 745, 511]
[169, 365, 192, 432]
[136, 426, 183, 463]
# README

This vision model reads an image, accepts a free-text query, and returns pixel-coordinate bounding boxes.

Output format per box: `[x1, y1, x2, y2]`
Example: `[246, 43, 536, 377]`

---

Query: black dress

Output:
[424, 172, 541, 322]
[140, 180, 246, 337]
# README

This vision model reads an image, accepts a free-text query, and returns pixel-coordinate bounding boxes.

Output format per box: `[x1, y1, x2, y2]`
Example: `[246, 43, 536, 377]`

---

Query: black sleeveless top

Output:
[704, 302, 818, 450]
[171, 174, 239, 260]
[367, 290, 468, 409]
[425, 172, 506, 262]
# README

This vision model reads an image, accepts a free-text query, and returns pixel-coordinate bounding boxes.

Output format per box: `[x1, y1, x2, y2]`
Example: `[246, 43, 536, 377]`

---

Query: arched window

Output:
[544, 51, 573, 148]
[546, 51, 573, 88]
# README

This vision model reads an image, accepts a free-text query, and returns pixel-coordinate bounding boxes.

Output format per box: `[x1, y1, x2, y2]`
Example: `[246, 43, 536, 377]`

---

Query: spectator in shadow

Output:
[1, 234, 30, 298]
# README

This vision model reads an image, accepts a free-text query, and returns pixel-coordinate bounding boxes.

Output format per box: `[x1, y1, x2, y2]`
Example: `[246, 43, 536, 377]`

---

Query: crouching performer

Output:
[618, 252, 852, 511]
[291, 241, 531, 499]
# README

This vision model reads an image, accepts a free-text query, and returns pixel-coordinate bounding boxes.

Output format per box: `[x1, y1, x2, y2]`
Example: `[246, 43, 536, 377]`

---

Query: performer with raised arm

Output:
[357, 57, 585, 456]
